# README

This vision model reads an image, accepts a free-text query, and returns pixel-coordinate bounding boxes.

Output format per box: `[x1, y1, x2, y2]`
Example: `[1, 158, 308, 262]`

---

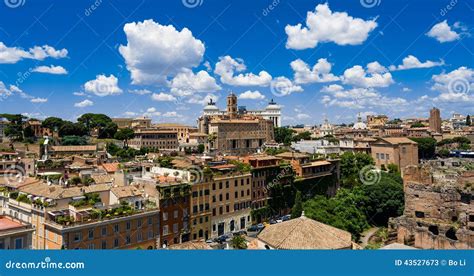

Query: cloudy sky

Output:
[0, 0, 473, 126]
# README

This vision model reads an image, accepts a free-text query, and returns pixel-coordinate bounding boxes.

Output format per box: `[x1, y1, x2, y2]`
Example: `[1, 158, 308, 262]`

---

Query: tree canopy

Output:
[340, 152, 375, 188]
[410, 137, 436, 159]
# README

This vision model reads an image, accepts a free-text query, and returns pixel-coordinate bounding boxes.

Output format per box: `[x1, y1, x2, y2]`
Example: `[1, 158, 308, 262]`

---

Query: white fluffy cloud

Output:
[431, 67, 474, 103]
[170, 69, 221, 96]
[270, 76, 303, 96]
[296, 113, 311, 120]
[0, 42, 68, 64]
[0, 82, 31, 100]
[238, 90, 265, 100]
[84, 74, 123, 97]
[119, 20, 205, 85]
[285, 3, 377, 50]
[321, 86, 407, 109]
[390, 55, 444, 71]
[342, 62, 393, 88]
[151, 92, 177, 102]
[426, 20, 460, 43]
[30, 97, 48, 103]
[187, 94, 219, 106]
[214, 56, 272, 86]
[143, 107, 161, 117]
[74, 99, 94, 108]
[163, 111, 181, 118]
[291, 58, 339, 84]
[32, 65, 68, 75]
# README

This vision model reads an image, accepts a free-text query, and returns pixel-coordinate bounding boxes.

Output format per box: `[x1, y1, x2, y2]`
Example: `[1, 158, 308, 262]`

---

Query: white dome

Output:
[266, 99, 281, 110]
[352, 114, 367, 130]
[204, 105, 219, 111]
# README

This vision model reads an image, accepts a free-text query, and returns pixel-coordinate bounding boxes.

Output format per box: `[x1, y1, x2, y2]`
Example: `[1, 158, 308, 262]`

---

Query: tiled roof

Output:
[167, 240, 212, 250]
[276, 152, 309, 159]
[111, 186, 143, 199]
[377, 137, 417, 145]
[257, 215, 352, 249]
[50, 145, 97, 152]
[102, 163, 120, 173]
[19, 183, 110, 199]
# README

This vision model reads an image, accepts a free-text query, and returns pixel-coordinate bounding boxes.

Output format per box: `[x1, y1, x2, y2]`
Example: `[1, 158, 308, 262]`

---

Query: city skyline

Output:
[0, 0, 473, 126]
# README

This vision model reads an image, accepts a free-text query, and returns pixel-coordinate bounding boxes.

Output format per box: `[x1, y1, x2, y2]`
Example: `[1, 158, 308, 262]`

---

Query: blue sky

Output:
[0, 0, 473, 126]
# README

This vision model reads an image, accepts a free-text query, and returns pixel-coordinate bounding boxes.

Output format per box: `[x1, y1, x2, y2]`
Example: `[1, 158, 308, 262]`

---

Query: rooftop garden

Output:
[70, 193, 101, 208]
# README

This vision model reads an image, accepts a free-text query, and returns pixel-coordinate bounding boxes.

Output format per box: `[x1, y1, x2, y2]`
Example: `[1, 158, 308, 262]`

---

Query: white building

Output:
[0, 118, 8, 142]
[202, 98, 282, 127]
[319, 118, 334, 137]
[291, 139, 340, 156]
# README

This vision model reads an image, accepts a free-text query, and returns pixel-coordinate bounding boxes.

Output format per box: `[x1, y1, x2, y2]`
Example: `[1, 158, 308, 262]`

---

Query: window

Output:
[226, 193, 229, 200]
[137, 219, 142, 228]
[174, 210, 178, 219]
[234, 180, 238, 187]
[173, 223, 178, 234]
[101, 227, 107, 236]
[114, 224, 119, 233]
[14, 238, 23, 249]
[219, 194, 223, 201]
[235, 191, 238, 198]
[148, 217, 153, 225]
[148, 230, 154, 239]
[163, 225, 169, 235]
[73, 232, 82, 242]
[163, 212, 168, 221]
[88, 229, 94, 240]
[376, 153, 380, 159]
[225, 181, 229, 188]
[193, 205, 198, 213]
[126, 221, 131, 230]
[114, 238, 119, 248]
[212, 196, 216, 203]
[219, 182, 222, 189]
[212, 183, 216, 190]
[385, 154, 390, 160]
[125, 235, 131, 245]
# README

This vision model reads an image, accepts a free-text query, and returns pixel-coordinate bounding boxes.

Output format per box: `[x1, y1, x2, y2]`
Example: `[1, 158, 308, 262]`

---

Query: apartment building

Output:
[128, 129, 179, 151]
[0, 215, 34, 249]
[209, 165, 252, 237]
[190, 176, 211, 241]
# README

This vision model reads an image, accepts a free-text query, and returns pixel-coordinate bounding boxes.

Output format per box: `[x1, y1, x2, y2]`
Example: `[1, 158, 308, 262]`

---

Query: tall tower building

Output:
[226, 92, 238, 119]
[429, 107, 442, 133]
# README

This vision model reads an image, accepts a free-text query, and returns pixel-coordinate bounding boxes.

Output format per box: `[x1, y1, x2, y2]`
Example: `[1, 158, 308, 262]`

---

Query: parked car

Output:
[216, 234, 230, 243]
[232, 230, 247, 236]
[281, 215, 291, 221]
[269, 219, 277, 224]
[257, 223, 265, 230]
[247, 225, 259, 232]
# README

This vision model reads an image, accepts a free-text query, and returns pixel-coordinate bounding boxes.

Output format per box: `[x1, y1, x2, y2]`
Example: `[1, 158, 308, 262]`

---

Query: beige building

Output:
[198, 93, 274, 155]
[367, 115, 388, 129]
[129, 129, 179, 150]
[209, 165, 252, 238]
[112, 117, 152, 130]
[154, 123, 198, 143]
[371, 137, 418, 171]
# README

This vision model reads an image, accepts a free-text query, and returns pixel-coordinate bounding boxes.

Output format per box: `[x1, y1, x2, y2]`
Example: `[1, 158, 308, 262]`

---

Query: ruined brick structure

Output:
[389, 158, 474, 249]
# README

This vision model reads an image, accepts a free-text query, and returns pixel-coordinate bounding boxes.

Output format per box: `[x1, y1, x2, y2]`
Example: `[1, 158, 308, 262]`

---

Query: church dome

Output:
[352, 113, 367, 130]
[266, 99, 281, 110]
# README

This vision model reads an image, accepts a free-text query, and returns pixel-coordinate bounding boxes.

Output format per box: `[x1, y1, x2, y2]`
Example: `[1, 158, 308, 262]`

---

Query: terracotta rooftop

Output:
[257, 214, 352, 249]
[111, 186, 143, 199]
[50, 145, 97, 152]
[102, 163, 120, 173]
[19, 182, 111, 199]
[276, 152, 309, 159]
[0, 216, 26, 232]
[377, 137, 417, 145]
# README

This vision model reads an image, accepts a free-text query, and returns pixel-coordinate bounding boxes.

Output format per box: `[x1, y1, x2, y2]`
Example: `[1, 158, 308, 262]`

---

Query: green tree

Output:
[114, 128, 135, 148]
[0, 114, 26, 141]
[274, 127, 296, 145]
[230, 235, 247, 249]
[291, 191, 303, 218]
[61, 136, 88, 145]
[410, 137, 436, 159]
[42, 117, 65, 131]
[410, 122, 425, 128]
[340, 152, 374, 188]
[197, 144, 205, 154]
[438, 148, 450, 157]
[77, 113, 118, 138]
[293, 131, 312, 141]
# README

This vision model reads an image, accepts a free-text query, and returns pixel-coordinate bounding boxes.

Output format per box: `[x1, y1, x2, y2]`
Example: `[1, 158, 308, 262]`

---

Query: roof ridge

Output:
[273, 217, 304, 249]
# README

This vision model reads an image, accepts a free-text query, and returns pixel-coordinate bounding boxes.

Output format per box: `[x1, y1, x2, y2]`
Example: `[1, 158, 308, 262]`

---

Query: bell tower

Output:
[227, 92, 238, 119]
